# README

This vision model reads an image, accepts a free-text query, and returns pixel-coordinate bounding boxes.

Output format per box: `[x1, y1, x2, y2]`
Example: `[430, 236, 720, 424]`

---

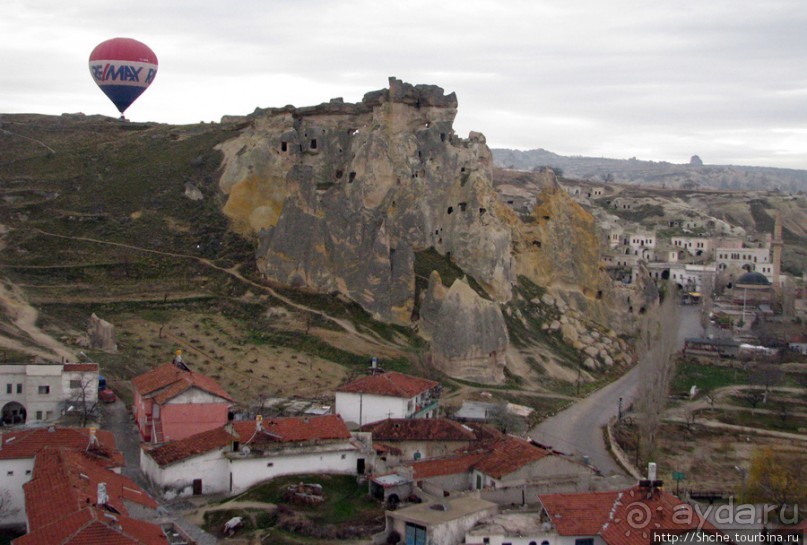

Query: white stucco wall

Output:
[167, 388, 229, 405]
[335, 392, 410, 427]
[140, 447, 229, 498]
[1, 364, 99, 424]
[141, 442, 364, 498]
[62, 371, 99, 405]
[0, 458, 35, 527]
[229, 445, 361, 494]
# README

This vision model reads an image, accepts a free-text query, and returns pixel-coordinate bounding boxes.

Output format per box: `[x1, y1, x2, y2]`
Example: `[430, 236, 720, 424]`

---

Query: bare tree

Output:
[741, 388, 766, 412]
[635, 284, 680, 467]
[63, 375, 99, 427]
[0, 489, 19, 520]
[699, 274, 714, 335]
[489, 403, 527, 436]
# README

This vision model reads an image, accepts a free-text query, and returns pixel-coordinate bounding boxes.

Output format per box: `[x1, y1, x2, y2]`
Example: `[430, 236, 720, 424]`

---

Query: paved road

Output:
[101, 399, 148, 485]
[100, 400, 218, 545]
[530, 305, 701, 476]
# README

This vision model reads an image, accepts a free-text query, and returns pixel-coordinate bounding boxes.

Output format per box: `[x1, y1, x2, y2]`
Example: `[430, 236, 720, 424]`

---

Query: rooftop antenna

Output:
[87, 427, 99, 451]
[172, 349, 190, 371]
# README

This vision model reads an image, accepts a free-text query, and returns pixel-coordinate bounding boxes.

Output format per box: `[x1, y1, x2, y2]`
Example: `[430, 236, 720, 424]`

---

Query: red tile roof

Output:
[144, 426, 236, 467]
[407, 436, 555, 480]
[0, 427, 123, 467]
[473, 436, 551, 479]
[24, 449, 157, 529]
[540, 486, 722, 545]
[14, 448, 165, 545]
[236, 414, 352, 444]
[540, 490, 622, 536]
[63, 363, 99, 372]
[13, 507, 168, 545]
[336, 371, 438, 398]
[145, 415, 352, 467]
[361, 418, 477, 442]
[410, 452, 486, 479]
[131, 362, 234, 404]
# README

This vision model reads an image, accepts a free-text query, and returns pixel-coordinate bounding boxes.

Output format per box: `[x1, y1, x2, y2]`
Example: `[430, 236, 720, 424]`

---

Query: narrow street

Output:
[100, 400, 218, 545]
[530, 305, 702, 476]
[100, 399, 149, 487]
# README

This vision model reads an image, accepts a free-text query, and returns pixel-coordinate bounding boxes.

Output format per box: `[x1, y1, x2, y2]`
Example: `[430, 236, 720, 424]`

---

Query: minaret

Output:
[772, 212, 783, 295]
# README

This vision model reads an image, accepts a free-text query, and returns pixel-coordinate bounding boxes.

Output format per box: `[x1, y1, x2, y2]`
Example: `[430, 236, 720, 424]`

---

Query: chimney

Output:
[87, 427, 99, 450]
[97, 482, 108, 507]
[256, 414, 263, 432]
[648, 462, 657, 481]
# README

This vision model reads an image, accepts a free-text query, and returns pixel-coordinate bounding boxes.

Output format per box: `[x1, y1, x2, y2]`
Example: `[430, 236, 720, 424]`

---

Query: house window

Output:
[266, 462, 274, 467]
[25, 470, 31, 475]
[16, 384, 22, 393]
[7, 471, 13, 476]
[69, 379, 82, 389]
[341, 454, 346, 459]
[575, 539, 594, 545]
[38, 385, 50, 395]
[405, 523, 427, 545]
[5, 384, 10, 394]
[36, 411, 43, 420]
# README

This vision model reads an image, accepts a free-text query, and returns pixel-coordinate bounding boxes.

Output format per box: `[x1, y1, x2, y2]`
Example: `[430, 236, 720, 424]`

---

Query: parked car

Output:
[99, 388, 116, 403]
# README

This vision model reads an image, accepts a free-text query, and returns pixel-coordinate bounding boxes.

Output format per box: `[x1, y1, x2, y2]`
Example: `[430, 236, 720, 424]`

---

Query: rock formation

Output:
[421, 274, 509, 384]
[216, 78, 639, 383]
[218, 78, 514, 325]
[87, 313, 117, 352]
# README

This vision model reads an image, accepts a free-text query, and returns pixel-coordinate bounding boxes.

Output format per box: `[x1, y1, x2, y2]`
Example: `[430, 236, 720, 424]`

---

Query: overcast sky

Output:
[3, 0, 806, 169]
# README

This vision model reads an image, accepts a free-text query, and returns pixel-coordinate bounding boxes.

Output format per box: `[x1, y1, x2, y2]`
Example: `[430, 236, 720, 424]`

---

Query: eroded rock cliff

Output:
[216, 79, 644, 384]
[218, 78, 514, 325]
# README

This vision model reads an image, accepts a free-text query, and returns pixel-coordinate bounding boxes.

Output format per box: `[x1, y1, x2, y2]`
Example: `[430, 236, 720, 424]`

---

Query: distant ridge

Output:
[491, 148, 807, 193]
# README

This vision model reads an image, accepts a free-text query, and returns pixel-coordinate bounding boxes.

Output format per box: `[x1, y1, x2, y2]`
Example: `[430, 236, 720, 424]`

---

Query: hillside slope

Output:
[0, 85, 645, 405]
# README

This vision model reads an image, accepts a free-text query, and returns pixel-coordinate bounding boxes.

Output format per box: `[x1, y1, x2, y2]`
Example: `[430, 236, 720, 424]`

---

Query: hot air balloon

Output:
[88, 37, 158, 117]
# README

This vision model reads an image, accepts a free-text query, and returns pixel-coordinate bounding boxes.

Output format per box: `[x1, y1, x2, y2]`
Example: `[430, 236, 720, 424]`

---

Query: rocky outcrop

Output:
[217, 78, 514, 324]
[87, 313, 117, 352]
[427, 278, 508, 384]
[216, 79, 641, 384]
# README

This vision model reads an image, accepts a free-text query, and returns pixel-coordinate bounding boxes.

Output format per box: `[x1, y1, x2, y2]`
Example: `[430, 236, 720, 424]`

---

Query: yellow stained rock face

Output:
[222, 175, 286, 235]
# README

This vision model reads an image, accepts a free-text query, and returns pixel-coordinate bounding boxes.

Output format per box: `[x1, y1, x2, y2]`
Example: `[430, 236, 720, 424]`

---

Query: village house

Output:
[12, 447, 175, 545]
[362, 418, 483, 463]
[335, 371, 441, 427]
[0, 426, 123, 528]
[1, 362, 99, 425]
[381, 495, 498, 545]
[131, 357, 234, 443]
[671, 236, 713, 258]
[465, 480, 723, 545]
[140, 414, 368, 498]
[404, 436, 596, 503]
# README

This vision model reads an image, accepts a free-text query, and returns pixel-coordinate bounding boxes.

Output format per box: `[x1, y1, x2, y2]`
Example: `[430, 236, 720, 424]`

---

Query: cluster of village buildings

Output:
[557, 184, 807, 356]
[9, 353, 800, 545]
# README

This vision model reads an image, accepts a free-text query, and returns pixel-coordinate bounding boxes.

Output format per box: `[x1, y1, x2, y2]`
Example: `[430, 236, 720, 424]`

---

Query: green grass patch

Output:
[239, 474, 381, 526]
[671, 359, 751, 395]
[696, 408, 807, 433]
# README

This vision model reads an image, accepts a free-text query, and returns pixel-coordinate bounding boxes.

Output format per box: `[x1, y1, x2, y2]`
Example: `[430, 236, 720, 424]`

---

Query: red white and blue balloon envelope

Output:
[88, 38, 158, 114]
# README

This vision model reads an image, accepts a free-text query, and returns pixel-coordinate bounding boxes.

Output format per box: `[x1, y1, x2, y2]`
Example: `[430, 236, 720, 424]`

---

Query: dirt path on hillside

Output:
[0, 223, 74, 361]
[0, 276, 75, 361]
[32, 228, 395, 351]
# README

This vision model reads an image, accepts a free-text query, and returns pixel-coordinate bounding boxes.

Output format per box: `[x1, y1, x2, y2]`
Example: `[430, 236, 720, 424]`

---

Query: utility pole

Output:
[576, 366, 581, 397]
